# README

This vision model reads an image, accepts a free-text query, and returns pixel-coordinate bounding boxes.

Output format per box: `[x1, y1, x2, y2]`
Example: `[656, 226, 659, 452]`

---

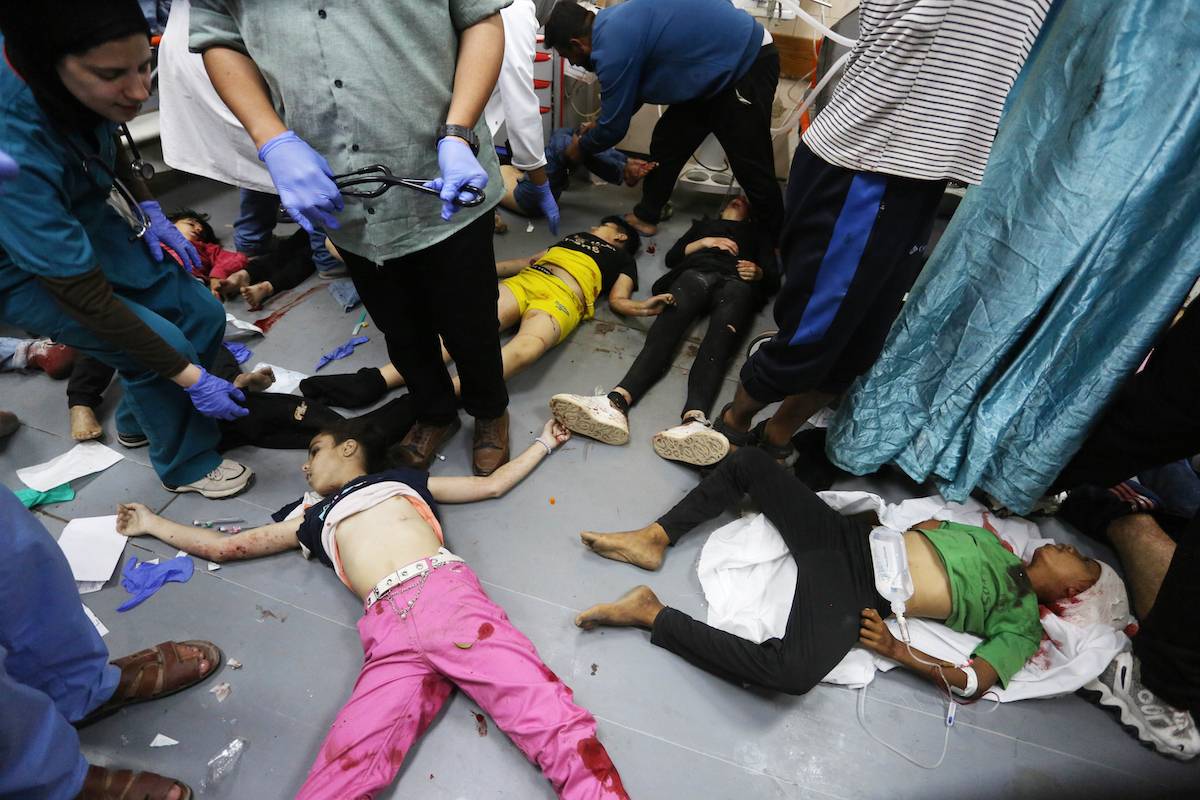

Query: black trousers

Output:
[66, 346, 243, 409]
[65, 355, 115, 409]
[1054, 302, 1200, 491]
[740, 143, 945, 402]
[618, 270, 757, 417]
[651, 447, 886, 694]
[245, 229, 315, 295]
[635, 45, 785, 240]
[1050, 303, 1200, 714]
[340, 214, 507, 425]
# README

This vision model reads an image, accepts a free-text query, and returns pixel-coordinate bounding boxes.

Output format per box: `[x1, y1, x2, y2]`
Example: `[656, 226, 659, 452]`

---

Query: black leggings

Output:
[651, 447, 886, 694]
[618, 271, 758, 417]
[243, 229, 316, 295]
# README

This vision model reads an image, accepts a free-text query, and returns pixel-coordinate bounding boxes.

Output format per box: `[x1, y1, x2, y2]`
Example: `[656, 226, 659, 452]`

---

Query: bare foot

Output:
[576, 586, 664, 630]
[623, 211, 657, 236]
[494, 210, 509, 235]
[623, 158, 658, 187]
[240, 281, 274, 310]
[580, 523, 669, 570]
[233, 366, 275, 393]
[70, 405, 104, 441]
[220, 269, 250, 298]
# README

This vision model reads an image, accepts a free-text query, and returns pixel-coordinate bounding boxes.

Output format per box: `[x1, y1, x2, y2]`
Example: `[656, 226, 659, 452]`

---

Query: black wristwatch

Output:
[436, 124, 479, 155]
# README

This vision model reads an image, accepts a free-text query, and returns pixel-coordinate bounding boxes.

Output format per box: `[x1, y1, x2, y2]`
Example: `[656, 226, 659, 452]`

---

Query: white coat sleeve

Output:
[496, 0, 547, 171]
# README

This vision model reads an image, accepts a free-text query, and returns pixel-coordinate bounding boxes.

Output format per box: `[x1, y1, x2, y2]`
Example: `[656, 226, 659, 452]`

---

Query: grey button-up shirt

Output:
[190, 0, 510, 263]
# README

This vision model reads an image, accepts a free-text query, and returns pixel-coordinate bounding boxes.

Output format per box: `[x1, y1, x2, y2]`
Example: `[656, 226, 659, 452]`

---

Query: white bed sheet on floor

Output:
[697, 491, 1133, 701]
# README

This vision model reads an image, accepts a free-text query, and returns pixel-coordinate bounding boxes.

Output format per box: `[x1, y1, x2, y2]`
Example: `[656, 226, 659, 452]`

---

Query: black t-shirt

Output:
[548, 232, 638, 294]
[271, 468, 440, 570]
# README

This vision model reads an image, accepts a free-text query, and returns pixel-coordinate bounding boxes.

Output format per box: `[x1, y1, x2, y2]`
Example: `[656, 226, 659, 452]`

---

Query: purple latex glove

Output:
[426, 137, 488, 221]
[140, 200, 202, 272]
[527, 178, 560, 235]
[0, 148, 17, 188]
[185, 368, 249, 420]
[314, 335, 369, 371]
[117, 554, 194, 612]
[258, 130, 344, 234]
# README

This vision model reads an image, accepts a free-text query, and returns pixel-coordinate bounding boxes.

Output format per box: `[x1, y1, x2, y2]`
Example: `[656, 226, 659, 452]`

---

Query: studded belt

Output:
[364, 548, 464, 610]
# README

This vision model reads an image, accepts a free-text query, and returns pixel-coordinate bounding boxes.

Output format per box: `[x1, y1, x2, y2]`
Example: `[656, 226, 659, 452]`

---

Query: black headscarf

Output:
[0, 0, 150, 133]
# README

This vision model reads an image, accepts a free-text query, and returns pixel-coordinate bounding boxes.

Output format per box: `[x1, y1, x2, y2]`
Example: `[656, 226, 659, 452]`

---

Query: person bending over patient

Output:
[299, 217, 672, 417]
[116, 419, 628, 799]
[575, 447, 1106, 699]
[551, 195, 779, 466]
[501, 123, 657, 220]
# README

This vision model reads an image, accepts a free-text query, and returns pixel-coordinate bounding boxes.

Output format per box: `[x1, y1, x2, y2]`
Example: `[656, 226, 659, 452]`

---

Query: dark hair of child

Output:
[166, 208, 219, 245]
[320, 420, 390, 475]
[600, 214, 642, 256]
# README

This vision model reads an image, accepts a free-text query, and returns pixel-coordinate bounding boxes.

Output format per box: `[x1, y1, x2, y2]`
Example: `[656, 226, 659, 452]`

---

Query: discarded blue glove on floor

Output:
[117, 554, 195, 612]
[314, 335, 369, 372]
[223, 340, 253, 364]
[328, 278, 361, 312]
[13, 482, 75, 509]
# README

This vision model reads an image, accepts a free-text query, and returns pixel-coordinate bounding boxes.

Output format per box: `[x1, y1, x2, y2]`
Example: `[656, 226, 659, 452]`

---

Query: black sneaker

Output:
[117, 431, 149, 449]
[1080, 651, 1200, 760]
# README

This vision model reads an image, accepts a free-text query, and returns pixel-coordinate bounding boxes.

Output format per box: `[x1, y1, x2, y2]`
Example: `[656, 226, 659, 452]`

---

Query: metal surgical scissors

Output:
[332, 164, 485, 207]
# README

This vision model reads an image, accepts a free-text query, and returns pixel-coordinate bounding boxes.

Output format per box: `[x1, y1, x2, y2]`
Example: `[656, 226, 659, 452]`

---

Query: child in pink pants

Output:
[296, 556, 628, 800]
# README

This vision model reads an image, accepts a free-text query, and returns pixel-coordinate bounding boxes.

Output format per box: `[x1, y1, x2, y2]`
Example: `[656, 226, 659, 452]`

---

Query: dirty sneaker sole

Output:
[549, 396, 628, 445]
[1079, 680, 1198, 761]
[652, 427, 728, 466]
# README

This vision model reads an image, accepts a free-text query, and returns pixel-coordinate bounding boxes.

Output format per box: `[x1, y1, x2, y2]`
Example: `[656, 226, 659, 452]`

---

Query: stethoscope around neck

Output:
[61, 123, 153, 240]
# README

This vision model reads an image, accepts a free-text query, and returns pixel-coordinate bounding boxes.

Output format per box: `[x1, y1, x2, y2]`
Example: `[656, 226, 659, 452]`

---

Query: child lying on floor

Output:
[169, 209, 328, 309]
[573, 447, 1111, 702]
[115, 419, 628, 800]
[163, 208, 248, 297]
[298, 218, 672, 417]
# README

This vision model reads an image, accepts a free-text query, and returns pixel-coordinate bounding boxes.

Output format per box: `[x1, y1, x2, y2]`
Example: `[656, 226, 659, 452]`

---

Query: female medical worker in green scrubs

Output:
[0, 2, 253, 498]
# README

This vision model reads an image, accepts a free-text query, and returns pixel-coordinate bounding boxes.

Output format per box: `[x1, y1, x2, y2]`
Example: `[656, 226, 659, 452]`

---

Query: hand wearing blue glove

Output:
[527, 179, 560, 235]
[428, 137, 488, 221]
[0, 148, 17, 188]
[184, 368, 249, 420]
[258, 130, 344, 234]
[140, 200, 202, 273]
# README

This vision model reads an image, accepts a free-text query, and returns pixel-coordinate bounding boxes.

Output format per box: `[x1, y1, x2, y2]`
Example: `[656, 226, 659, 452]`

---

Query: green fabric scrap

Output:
[14, 483, 75, 509]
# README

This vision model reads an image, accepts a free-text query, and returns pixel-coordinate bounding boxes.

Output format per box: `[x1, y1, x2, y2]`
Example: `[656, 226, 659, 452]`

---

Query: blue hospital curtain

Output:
[826, 0, 1200, 514]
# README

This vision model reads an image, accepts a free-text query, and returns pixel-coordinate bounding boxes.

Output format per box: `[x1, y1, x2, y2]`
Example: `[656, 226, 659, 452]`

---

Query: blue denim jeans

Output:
[235, 188, 342, 274]
[512, 128, 627, 217]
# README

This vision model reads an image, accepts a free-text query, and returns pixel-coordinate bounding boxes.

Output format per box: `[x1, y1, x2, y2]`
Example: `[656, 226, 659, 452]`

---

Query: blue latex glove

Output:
[527, 179, 560, 235]
[223, 340, 252, 365]
[185, 368, 249, 420]
[258, 130, 344, 234]
[427, 137, 488, 221]
[0, 148, 17, 188]
[117, 554, 194, 612]
[139, 200, 202, 273]
[315, 335, 369, 371]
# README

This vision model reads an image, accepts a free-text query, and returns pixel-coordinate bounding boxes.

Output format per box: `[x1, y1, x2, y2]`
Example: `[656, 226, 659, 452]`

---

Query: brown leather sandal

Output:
[75, 640, 222, 728]
[80, 766, 192, 800]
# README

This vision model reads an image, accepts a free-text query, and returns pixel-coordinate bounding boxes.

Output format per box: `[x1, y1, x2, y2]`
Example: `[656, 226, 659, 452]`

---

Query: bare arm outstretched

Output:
[496, 248, 549, 278]
[117, 503, 302, 563]
[428, 419, 570, 503]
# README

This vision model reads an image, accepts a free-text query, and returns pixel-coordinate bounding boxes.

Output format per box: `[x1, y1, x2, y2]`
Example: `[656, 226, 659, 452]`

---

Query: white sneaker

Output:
[1081, 651, 1200, 760]
[652, 418, 729, 466]
[549, 393, 629, 445]
[164, 459, 254, 499]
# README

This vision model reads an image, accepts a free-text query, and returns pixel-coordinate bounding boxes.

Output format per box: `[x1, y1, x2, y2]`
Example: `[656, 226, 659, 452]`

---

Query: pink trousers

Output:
[295, 560, 628, 800]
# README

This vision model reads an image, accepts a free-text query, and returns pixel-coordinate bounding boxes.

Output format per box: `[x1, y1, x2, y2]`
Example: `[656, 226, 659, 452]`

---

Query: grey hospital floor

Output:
[2, 175, 1198, 800]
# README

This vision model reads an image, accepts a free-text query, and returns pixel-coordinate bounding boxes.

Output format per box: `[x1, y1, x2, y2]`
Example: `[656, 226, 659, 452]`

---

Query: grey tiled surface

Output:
[2, 176, 1197, 798]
